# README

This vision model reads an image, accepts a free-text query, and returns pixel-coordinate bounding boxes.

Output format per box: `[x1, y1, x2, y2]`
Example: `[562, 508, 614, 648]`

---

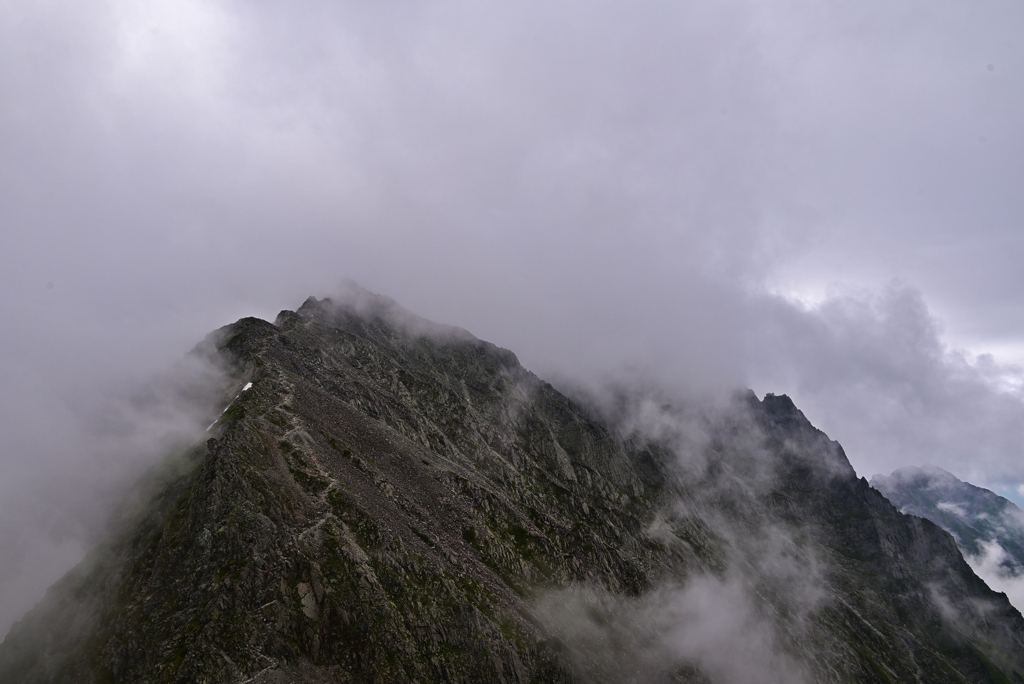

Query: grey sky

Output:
[2, 0, 1023, 634]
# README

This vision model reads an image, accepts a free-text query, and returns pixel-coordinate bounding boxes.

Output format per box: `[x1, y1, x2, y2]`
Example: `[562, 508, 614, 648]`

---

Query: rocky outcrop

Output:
[2, 292, 1023, 683]
[872, 465, 1024, 574]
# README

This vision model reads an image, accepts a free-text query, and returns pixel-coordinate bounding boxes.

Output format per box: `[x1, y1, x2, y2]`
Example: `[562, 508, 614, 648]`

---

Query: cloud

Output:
[965, 541, 1024, 614]
[0, 344, 231, 636]
[531, 391, 831, 682]
[746, 283, 1024, 491]
[537, 574, 809, 684]
[937, 502, 969, 518]
[2, 0, 1024, 641]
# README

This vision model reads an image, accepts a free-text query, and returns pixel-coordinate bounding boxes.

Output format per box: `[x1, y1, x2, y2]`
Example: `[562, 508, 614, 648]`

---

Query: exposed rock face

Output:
[2, 291, 1023, 683]
[872, 465, 1024, 575]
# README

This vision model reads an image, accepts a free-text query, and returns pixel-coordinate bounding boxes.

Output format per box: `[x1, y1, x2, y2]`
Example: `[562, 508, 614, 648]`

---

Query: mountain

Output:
[871, 466, 1024, 608]
[2, 290, 1023, 683]
[871, 466, 1024, 572]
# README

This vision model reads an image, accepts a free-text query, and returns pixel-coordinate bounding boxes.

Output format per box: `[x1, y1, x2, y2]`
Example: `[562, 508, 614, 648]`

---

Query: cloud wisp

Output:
[0, 341, 233, 636]
[536, 574, 810, 684]
[967, 541, 1024, 613]
[534, 391, 833, 683]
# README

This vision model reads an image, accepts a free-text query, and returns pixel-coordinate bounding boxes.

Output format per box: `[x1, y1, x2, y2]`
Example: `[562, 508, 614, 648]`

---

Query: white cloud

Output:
[965, 541, 1024, 614]
[747, 284, 1024, 488]
[937, 502, 968, 518]
[537, 575, 809, 684]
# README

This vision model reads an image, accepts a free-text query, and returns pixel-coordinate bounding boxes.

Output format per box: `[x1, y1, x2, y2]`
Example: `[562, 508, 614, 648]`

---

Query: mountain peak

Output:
[3, 295, 1023, 683]
[871, 466, 1024, 582]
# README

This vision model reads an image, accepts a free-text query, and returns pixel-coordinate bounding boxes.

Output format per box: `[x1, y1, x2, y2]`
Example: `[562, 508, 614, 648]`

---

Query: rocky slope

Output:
[2, 291, 1023, 683]
[872, 466, 1024, 576]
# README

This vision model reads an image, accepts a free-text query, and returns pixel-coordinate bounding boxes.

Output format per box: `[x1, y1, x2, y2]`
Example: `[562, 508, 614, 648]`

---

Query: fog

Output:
[534, 388, 837, 682]
[967, 541, 1024, 613]
[2, 0, 1024, 637]
[536, 575, 810, 684]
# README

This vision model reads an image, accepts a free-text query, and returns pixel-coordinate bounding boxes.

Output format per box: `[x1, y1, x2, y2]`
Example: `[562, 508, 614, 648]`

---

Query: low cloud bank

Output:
[534, 392, 829, 683]
[0, 345, 232, 637]
[966, 541, 1024, 614]
[537, 574, 809, 684]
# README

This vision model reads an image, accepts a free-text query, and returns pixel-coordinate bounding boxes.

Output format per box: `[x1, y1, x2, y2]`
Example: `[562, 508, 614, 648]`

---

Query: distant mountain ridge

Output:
[1, 289, 1023, 683]
[871, 466, 1024, 577]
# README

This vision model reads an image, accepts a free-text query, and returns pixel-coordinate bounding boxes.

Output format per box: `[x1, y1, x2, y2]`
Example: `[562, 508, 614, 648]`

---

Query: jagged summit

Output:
[290, 283, 482, 346]
[2, 291, 1023, 683]
[759, 392, 805, 424]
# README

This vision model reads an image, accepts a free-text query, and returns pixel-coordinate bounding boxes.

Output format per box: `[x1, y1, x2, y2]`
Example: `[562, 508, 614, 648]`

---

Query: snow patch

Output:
[205, 383, 251, 431]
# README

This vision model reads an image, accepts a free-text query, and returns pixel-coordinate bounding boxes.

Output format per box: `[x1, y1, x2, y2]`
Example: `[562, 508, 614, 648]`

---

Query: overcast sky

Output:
[2, 0, 1023, 634]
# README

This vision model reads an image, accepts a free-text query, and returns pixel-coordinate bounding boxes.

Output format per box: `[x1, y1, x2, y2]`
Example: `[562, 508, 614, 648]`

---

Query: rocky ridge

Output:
[1, 291, 1022, 683]
[872, 465, 1024, 576]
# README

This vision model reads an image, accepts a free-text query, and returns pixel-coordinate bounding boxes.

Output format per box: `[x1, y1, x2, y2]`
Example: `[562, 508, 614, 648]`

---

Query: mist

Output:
[967, 541, 1024, 612]
[533, 388, 835, 682]
[3, 0, 1024, 638]
[536, 575, 810, 684]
